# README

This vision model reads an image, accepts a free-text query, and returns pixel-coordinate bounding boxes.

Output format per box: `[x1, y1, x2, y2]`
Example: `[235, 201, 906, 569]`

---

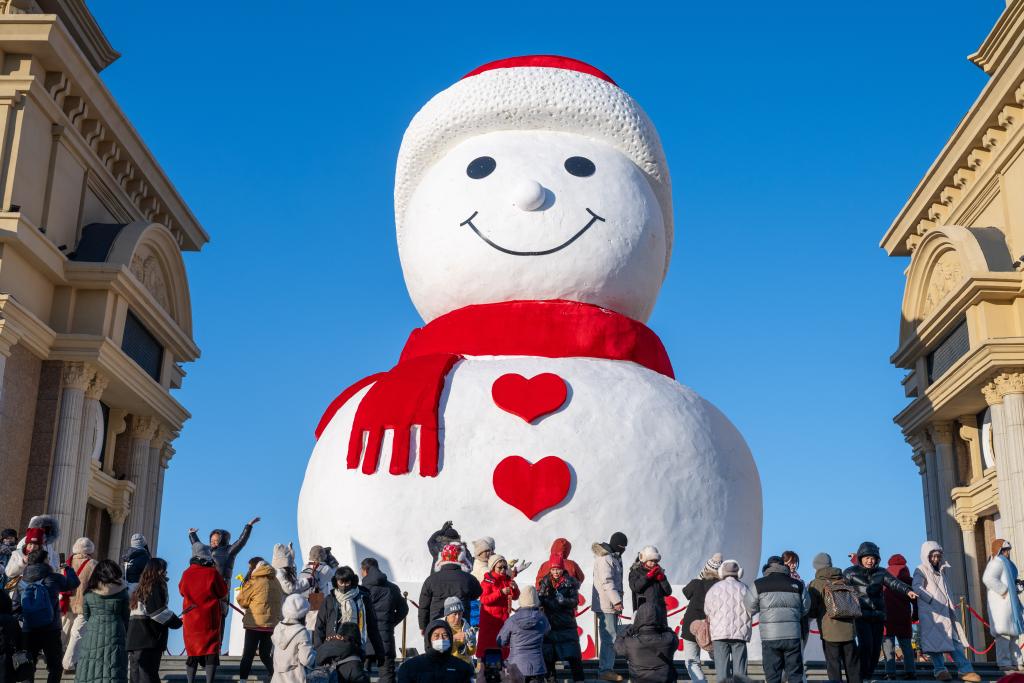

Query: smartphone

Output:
[483, 648, 502, 683]
[59, 552, 66, 565]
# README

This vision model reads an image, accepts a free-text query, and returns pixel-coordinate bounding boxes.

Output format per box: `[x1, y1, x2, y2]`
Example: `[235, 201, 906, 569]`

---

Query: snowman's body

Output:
[297, 56, 763, 652]
[299, 354, 761, 585]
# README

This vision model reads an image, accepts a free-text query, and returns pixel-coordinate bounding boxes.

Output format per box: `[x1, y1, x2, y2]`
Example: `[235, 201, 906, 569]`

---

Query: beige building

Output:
[883, 0, 1024, 653]
[0, 0, 206, 561]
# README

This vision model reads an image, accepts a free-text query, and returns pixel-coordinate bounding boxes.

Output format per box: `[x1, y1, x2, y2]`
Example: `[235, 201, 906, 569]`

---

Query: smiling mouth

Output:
[459, 208, 605, 256]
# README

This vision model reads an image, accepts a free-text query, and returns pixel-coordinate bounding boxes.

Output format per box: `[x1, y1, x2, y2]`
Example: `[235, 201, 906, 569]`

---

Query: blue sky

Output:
[88, 0, 997, 606]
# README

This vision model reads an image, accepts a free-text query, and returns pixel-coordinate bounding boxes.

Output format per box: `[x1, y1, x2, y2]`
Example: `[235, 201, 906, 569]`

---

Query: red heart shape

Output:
[491, 373, 567, 423]
[492, 455, 572, 520]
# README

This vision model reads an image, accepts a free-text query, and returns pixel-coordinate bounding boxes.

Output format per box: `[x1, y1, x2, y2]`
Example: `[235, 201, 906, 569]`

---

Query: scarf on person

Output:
[314, 299, 675, 478]
[334, 587, 367, 645]
[999, 555, 1024, 634]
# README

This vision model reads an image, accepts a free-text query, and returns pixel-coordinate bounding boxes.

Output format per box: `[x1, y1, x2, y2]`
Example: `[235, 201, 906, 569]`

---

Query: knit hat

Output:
[443, 596, 464, 616]
[282, 593, 310, 621]
[192, 542, 213, 562]
[396, 56, 673, 273]
[639, 546, 661, 563]
[992, 538, 1011, 558]
[440, 543, 462, 564]
[72, 537, 95, 556]
[812, 553, 832, 571]
[487, 554, 506, 572]
[24, 528, 44, 545]
[609, 532, 628, 553]
[700, 553, 723, 579]
[518, 585, 539, 609]
[272, 543, 294, 570]
[309, 545, 326, 563]
[471, 537, 495, 559]
[130, 533, 147, 549]
[719, 560, 743, 580]
[548, 553, 566, 570]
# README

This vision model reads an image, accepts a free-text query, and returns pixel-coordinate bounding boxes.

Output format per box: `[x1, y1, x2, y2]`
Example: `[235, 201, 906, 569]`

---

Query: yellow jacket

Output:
[237, 563, 284, 629]
[450, 618, 477, 664]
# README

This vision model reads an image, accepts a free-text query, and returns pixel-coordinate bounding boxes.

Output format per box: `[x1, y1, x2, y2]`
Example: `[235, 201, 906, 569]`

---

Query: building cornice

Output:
[0, 15, 208, 251]
[969, 0, 1024, 75]
[35, 1, 119, 72]
[0, 293, 55, 358]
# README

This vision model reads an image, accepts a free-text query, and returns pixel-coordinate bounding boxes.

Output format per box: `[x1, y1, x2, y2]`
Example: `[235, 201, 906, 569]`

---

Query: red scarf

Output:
[315, 299, 674, 477]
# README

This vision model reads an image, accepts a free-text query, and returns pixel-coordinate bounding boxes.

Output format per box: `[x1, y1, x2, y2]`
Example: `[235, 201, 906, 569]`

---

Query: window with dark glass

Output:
[121, 311, 163, 381]
[927, 319, 969, 383]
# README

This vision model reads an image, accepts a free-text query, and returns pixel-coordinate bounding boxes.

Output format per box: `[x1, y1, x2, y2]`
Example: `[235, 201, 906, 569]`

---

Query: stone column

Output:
[124, 415, 157, 550]
[921, 431, 944, 546]
[70, 372, 109, 543]
[47, 361, 96, 554]
[150, 444, 174, 554]
[0, 337, 10, 405]
[912, 451, 934, 540]
[929, 421, 968, 599]
[108, 509, 127, 562]
[142, 427, 171, 545]
[992, 371, 1024, 553]
[957, 512, 986, 652]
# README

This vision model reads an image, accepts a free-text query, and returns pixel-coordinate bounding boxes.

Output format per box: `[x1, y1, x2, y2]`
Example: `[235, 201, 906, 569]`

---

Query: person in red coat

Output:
[534, 538, 585, 588]
[883, 554, 918, 680]
[179, 544, 228, 683]
[478, 555, 520, 657]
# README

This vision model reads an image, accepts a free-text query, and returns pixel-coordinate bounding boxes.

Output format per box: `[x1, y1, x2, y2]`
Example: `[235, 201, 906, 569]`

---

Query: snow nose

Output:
[510, 179, 546, 211]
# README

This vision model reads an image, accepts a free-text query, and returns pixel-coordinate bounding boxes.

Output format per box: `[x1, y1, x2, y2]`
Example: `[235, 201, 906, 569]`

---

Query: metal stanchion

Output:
[402, 591, 408, 660]
[959, 597, 970, 660]
[593, 611, 599, 662]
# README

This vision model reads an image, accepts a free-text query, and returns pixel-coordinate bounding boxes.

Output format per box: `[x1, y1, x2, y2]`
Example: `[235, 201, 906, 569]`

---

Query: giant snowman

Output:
[299, 56, 762, 622]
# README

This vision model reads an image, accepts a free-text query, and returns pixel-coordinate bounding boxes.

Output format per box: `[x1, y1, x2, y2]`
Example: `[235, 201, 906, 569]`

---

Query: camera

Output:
[482, 648, 503, 683]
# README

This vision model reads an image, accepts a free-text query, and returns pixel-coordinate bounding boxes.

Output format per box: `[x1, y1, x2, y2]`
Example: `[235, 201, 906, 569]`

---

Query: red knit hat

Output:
[440, 543, 461, 564]
[549, 553, 566, 569]
[24, 527, 44, 545]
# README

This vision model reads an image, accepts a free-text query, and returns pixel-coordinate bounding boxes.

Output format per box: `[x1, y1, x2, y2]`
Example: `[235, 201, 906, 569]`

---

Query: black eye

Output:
[466, 156, 496, 179]
[564, 156, 595, 177]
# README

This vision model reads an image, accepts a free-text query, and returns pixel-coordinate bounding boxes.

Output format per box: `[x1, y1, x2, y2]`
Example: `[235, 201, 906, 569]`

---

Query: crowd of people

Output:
[1, 515, 1023, 683]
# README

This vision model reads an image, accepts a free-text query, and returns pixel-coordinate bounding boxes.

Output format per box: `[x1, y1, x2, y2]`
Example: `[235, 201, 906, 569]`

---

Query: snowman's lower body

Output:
[299, 356, 762, 654]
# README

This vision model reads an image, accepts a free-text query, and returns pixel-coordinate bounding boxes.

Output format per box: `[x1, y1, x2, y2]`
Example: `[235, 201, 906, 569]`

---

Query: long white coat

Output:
[982, 555, 1023, 637]
[912, 541, 966, 654]
[271, 620, 316, 683]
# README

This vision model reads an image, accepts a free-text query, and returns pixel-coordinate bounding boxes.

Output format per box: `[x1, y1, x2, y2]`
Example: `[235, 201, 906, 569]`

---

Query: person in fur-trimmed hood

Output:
[62, 537, 97, 671]
[913, 542, 980, 682]
[6, 516, 61, 578]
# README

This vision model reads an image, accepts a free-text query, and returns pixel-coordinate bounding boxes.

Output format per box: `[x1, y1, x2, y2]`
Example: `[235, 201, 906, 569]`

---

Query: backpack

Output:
[823, 578, 862, 619]
[20, 579, 54, 630]
[307, 564, 324, 612]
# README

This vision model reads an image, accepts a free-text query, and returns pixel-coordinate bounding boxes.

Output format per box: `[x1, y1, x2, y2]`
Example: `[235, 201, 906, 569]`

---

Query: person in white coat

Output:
[982, 538, 1024, 672]
[271, 594, 316, 683]
[912, 542, 980, 682]
[703, 560, 750, 680]
[592, 532, 627, 682]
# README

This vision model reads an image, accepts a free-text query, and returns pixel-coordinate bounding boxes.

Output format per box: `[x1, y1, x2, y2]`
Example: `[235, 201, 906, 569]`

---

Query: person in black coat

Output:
[127, 558, 182, 683]
[316, 621, 370, 683]
[0, 588, 24, 683]
[538, 557, 584, 682]
[314, 566, 386, 664]
[843, 542, 917, 681]
[427, 522, 462, 574]
[418, 545, 481, 631]
[121, 534, 151, 586]
[361, 558, 409, 683]
[680, 555, 721, 683]
[614, 602, 678, 683]
[187, 519, 259, 584]
[628, 546, 672, 628]
[13, 550, 79, 683]
[397, 620, 474, 683]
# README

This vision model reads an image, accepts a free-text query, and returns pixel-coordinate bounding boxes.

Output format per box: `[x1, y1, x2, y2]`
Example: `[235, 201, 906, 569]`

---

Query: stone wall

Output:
[0, 344, 41, 528]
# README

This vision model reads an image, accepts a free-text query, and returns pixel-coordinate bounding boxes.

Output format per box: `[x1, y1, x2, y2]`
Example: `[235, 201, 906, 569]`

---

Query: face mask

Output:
[432, 638, 451, 653]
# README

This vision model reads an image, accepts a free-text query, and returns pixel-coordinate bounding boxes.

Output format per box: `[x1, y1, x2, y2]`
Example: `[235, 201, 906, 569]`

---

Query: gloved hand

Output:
[646, 565, 661, 579]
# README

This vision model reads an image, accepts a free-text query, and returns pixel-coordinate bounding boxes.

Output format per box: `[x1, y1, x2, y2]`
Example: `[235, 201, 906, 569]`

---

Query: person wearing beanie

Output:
[882, 554, 917, 680]
[743, 557, 810, 683]
[360, 557, 409, 683]
[417, 543, 481, 632]
[236, 557, 283, 682]
[592, 532, 627, 681]
[441, 597, 476, 665]
[397, 620, 474, 683]
[807, 553, 860, 683]
[121, 534, 150, 592]
[178, 546, 228, 683]
[5, 525, 52, 580]
[844, 542, 917, 681]
[628, 545, 672, 628]
[497, 586, 550, 680]
[613, 601, 678, 683]
[187, 517, 259, 585]
[704, 560, 751, 680]
[538, 554, 584, 682]
[26, 515, 61, 572]
[983, 538, 1024, 671]
[470, 537, 495, 582]
[298, 544, 337, 630]
[479, 555, 520, 658]
[127, 557, 182, 683]
[15, 548, 79, 683]
[271, 594, 315, 683]
[680, 552, 723, 682]
[61, 537, 97, 671]
[913, 543, 980, 682]
[427, 521, 461, 574]
[272, 543, 312, 596]
[534, 538, 585, 588]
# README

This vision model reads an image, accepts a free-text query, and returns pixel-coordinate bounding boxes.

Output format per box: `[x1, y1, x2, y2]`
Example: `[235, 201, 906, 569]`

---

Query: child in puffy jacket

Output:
[271, 595, 315, 683]
[496, 586, 550, 681]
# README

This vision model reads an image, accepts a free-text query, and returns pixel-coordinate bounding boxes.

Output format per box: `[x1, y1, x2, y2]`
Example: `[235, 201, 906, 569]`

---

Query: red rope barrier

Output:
[575, 606, 591, 617]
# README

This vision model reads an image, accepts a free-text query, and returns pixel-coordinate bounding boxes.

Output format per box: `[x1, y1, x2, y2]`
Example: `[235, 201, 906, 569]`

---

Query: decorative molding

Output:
[126, 414, 158, 441]
[61, 360, 94, 390]
[922, 251, 964, 317]
[929, 421, 956, 446]
[160, 443, 174, 469]
[956, 511, 979, 532]
[84, 371, 108, 400]
[912, 451, 927, 475]
[983, 380, 1003, 406]
[994, 369, 1024, 397]
[951, 468, 1000, 522]
[968, 0, 1024, 75]
[129, 250, 170, 313]
[87, 460, 132, 522]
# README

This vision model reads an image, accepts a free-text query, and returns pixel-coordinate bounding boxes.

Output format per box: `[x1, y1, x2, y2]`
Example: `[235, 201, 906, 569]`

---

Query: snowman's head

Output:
[395, 56, 672, 323]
